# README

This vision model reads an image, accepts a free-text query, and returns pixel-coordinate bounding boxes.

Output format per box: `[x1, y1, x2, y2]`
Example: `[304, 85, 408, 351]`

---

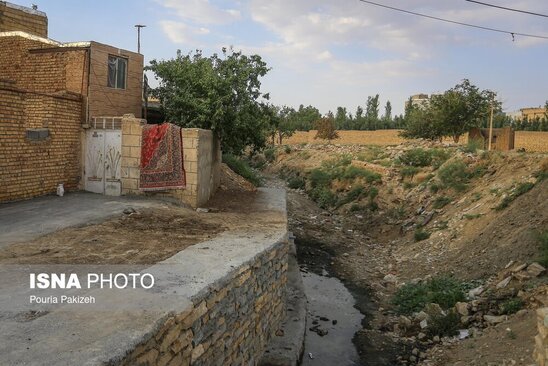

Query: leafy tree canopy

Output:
[147, 48, 272, 154]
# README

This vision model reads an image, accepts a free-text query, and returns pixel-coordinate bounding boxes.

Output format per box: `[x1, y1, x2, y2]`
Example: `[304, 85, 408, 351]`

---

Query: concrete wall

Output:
[88, 42, 143, 120]
[118, 239, 288, 366]
[0, 81, 82, 202]
[120, 117, 221, 207]
[535, 307, 548, 366]
[0, 2, 47, 37]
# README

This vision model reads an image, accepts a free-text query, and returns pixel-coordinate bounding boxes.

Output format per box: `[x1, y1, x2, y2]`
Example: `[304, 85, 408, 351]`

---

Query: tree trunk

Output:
[453, 134, 460, 143]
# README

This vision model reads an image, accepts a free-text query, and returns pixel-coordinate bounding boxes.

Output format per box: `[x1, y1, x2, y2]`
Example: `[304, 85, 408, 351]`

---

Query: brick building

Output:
[0, 2, 144, 202]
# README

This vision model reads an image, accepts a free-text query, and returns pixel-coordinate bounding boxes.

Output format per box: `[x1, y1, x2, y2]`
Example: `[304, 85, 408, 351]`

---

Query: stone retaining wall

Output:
[117, 239, 288, 366]
[535, 307, 548, 366]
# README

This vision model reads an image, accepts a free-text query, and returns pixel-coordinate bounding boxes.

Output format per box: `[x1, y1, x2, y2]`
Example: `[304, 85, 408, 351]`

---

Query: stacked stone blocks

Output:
[118, 240, 288, 366]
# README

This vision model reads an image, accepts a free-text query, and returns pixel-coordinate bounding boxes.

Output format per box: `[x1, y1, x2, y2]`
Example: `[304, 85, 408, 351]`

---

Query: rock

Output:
[468, 286, 484, 298]
[424, 303, 444, 317]
[332, 319, 338, 325]
[123, 207, 136, 215]
[484, 315, 507, 324]
[196, 207, 209, 213]
[460, 316, 471, 325]
[415, 311, 429, 322]
[419, 319, 428, 329]
[316, 328, 328, 336]
[455, 302, 469, 316]
[343, 252, 349, 257]
[527, 262, 546, 277]
[515, 309, 528, 318]
[398, 316, 412, 330]
[383, 274, 398, 284]
[412, 348, 419, 356]
[510, 263, 527, 273]
[496, 276, 512, 289]
[458, 329, 470, 339]
[433, 335, 440, 343]
[514, 272, 531, 281]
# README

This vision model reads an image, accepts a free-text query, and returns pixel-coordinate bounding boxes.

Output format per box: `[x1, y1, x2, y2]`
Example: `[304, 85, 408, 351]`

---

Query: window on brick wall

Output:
[107, 55, 127, 89]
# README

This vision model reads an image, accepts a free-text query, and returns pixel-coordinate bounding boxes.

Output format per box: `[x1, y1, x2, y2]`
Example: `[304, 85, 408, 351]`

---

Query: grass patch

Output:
[438, 160, 470, 192]
[392, 276, 466, 315]
[414, 228, 431, 242]
[400, 166, 419, 179]
[432, 196, 451, 209]
[463, 138, 483, 153]
[309, 187, 337, 209]
[223, 154, 262, 186]
[287, 176, 305, 190]
[538, 230, 548, 267]
[283, 145, 292, 154]
[499, 297, 524, 315]
[399, 148, 433, 167]
[263, 147, 276, 162]
[341, 166, 382, 183]
[495, 181, 535, 210]
[428, 311, 461, 337]
[463, 213, 482, 220]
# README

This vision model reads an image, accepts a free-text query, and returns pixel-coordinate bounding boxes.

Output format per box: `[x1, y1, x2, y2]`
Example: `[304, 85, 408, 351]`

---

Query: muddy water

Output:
[300, 267, 364, 366]
[296, 235, 364, 366]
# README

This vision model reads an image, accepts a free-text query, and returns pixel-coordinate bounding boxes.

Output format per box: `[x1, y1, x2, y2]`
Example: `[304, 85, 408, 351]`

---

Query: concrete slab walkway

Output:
[0, 191, 173, 248]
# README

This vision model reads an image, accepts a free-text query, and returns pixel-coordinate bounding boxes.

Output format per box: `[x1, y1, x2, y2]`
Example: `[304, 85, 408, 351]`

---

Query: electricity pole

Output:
[488, 99, 494, 151]
[135, 24, 146, 54]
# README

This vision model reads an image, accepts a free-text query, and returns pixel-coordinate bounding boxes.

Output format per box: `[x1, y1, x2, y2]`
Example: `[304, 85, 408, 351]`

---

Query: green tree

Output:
[432, 79, 497, 142]
[148, 48, 272, 154]
[315, 114, 339, 142]
[275, 105, 297, 144]
[365, 94, 380, 130]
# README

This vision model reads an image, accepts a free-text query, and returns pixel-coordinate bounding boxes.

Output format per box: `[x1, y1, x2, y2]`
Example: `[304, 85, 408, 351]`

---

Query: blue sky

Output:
[26, 0, 548, 115]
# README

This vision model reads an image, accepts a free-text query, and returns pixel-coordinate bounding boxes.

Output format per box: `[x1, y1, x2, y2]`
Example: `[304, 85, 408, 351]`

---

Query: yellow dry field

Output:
[283, 130, 548, 152]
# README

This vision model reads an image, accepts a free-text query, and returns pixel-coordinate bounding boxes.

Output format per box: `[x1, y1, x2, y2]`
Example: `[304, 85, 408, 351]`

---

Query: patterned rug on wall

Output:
[139, 123, 186, 191]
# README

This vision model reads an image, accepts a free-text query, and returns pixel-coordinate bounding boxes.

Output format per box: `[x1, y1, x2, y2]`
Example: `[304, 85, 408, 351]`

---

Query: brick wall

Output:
[118, 240, 288, 366]
[88, 42, 143, 119]
[0, 36, 88, 96]
[0, 82, 82, 202]
[0, 2, 48, 37]
[283, 130, 548, 152]
[120, 117, 221, 207]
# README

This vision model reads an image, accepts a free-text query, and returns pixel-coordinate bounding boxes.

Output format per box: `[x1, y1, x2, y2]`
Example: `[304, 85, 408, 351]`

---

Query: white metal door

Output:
[84, 130, 122, 195]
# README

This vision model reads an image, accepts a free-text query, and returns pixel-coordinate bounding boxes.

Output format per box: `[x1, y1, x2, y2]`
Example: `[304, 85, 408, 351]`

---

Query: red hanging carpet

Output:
[139, 123, 186, 191]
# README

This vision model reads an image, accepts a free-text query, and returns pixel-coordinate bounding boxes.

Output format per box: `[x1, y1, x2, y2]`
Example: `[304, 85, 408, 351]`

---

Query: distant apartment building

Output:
[520, 107, 546, 121]
[0, 1, 144, 202]
[405, 93, 430, 110]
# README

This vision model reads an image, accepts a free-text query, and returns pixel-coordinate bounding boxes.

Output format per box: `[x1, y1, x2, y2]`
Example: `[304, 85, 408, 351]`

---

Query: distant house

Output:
[0, 2, 144, 202]
[468, 127, 515, 151]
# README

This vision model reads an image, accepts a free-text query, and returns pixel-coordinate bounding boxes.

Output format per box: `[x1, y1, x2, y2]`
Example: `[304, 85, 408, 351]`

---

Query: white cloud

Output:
[156, 0, 241, 25]
[160, 20, 210, 44]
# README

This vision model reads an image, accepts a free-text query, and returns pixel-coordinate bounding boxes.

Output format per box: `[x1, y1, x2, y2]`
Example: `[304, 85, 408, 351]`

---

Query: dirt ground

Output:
[0, 167, 271, 265]
[267, 143, 547, 365]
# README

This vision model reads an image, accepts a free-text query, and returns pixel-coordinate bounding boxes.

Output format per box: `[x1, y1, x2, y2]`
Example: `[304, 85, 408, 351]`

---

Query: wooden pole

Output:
[488, 100, 494, 151]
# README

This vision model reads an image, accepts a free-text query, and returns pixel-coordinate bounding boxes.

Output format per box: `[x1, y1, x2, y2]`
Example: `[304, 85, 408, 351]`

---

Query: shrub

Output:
[401, 166, 419, 179]
[496, 181, 535, 210]
[287, 177, 305, 190]
[222, 154, 261, 186]
[499, 297, 524, 315]
[310, 187, 337, 209]
[433, 196, 451, 209]
[284, 145, 292, 154]
[463, 213, 482, 220]
[399, 148, 433, 167]
[392, 276, 466, 315]
[336, 185, 365, 207]
[438, 160, 470, 191]
[538, 230, 548, 267]
[428, 311, 461, 337]
[414, 228, 431, 242]
[463, 138, 483, 153]
[429, 183, 441, 193]
[430, 149, 451, 169]
[310, 169, 331, 188]
[264, 147, 276, 162]
[341, 166, 381, 183]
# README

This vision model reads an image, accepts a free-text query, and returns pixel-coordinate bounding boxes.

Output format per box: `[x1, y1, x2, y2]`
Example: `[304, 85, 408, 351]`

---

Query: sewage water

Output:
[301, 266, 364, 366]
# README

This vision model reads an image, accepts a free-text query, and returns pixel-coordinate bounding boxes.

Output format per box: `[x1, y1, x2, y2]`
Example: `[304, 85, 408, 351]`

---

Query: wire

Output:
[465, 0, 548, 19]
[357, 0, 548, 40]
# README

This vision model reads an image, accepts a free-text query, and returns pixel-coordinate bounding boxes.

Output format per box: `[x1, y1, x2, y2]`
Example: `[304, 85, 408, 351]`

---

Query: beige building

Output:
[405, 93, 430, 110]
[520, 107, 546, 121]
